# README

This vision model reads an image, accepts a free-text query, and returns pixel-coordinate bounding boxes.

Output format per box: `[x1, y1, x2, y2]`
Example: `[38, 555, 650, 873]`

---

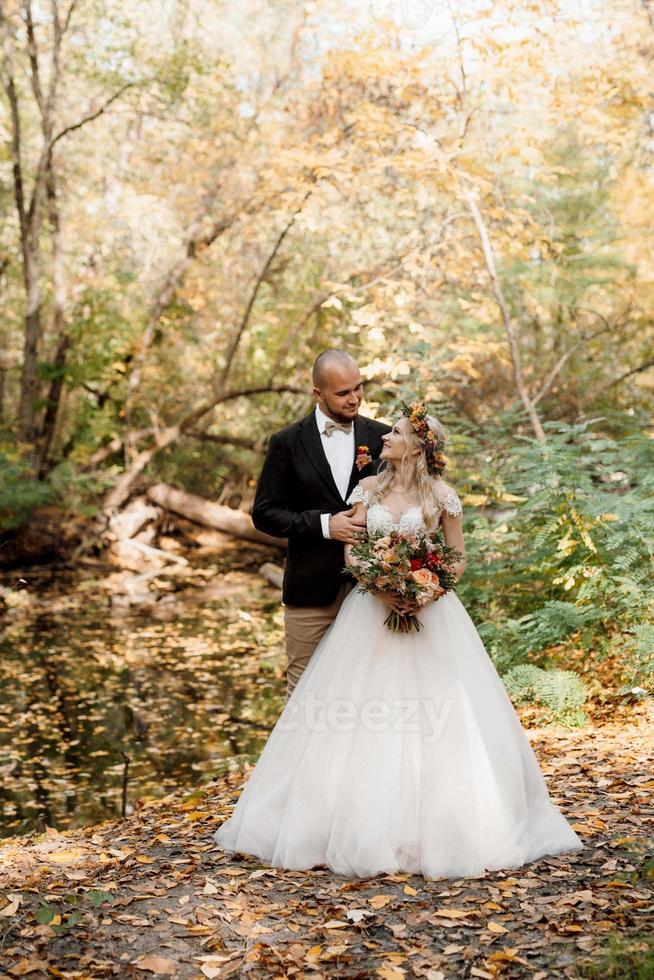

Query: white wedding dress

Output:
[213, 484, 583, 879]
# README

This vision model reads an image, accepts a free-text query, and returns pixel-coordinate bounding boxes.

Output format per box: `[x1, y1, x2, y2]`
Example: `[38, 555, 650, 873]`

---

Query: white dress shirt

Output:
[315, 404, 354, 539]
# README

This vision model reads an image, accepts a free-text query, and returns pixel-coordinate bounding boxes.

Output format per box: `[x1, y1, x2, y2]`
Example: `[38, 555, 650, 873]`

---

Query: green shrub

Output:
[0, 445, 52, 531]
[621, 623, 654, 690]
[574, 932, 654, 979]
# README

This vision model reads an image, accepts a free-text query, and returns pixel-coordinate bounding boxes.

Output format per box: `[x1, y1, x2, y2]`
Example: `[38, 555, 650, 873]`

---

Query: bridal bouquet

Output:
[344, 530, 462, 633]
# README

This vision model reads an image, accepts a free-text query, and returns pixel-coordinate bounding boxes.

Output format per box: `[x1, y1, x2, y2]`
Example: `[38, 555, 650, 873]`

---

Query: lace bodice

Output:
[347, 482, 462, 535]
[367, 503, 427, 536]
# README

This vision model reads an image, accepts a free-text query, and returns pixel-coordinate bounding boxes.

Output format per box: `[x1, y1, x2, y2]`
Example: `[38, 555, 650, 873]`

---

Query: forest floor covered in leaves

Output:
[1, 700, 652, 980]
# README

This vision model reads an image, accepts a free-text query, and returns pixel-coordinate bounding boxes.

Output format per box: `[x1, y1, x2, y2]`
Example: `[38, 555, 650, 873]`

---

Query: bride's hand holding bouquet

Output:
[345, 528, 462, 633]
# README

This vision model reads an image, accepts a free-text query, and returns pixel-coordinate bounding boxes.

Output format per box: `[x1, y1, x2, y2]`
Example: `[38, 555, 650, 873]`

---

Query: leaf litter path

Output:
[1, 703, 652, 980]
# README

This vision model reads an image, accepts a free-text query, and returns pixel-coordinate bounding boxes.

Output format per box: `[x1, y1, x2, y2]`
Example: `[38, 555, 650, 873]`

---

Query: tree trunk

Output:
[259, 562, 284, 588]
[0, 360, 5, 423]
[2, 0, 130, 454]
[17, 224, 43, 445]
[37, 156, 69, 477]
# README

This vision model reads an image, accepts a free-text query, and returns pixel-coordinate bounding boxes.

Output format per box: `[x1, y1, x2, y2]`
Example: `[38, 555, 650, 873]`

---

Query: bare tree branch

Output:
[50, 81, 136, 149]
[188, 430, 263, 453]
[603, 356, 654, 391]
[267, 210, 468, 383]
[463, 185, 547, 443]
[63, 0, 78, 33]
[532, 323, 613, 406]
[220, 185, 315, 390]
[82, 426, 264, 472]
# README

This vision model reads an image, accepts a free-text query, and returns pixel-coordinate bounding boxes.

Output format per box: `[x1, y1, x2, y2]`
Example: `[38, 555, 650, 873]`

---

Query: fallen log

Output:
[188, 528, 233, 551]
[259, 562, 284, 589]
[108, 495, 160, 540]
[146, 483, 286, 549]
[111, 538, 189, 573]
[107, 565, 194, 609]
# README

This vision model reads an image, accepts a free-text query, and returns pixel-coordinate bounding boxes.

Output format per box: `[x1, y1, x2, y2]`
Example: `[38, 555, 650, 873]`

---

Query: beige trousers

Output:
[283, 582, 354, 704]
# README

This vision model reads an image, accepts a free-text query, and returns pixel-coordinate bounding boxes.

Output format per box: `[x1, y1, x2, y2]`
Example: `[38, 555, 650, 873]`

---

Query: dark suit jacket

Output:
[252, 411, 391, 606]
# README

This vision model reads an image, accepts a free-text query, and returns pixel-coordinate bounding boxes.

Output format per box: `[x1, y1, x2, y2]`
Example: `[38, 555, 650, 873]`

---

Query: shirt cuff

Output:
[320, 512, 331, 539]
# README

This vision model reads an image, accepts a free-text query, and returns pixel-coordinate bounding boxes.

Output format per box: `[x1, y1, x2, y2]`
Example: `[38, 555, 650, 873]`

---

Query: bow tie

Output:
[324, 418, 353, 436]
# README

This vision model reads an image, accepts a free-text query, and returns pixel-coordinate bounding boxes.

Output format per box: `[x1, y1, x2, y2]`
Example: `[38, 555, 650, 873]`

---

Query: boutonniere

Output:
[355, 445, 373, 471]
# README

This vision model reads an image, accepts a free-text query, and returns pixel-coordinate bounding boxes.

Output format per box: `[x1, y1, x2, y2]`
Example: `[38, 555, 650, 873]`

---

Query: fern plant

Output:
[456, 416, 654, 692]
[502, 664, 589, 727]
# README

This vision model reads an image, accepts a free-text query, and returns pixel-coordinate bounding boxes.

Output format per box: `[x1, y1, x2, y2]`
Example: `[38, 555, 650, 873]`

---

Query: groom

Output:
[252, 349, 390, 702]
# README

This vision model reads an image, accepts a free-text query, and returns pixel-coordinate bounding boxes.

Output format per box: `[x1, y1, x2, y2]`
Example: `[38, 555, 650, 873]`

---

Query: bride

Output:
[213, 403, 583, 879]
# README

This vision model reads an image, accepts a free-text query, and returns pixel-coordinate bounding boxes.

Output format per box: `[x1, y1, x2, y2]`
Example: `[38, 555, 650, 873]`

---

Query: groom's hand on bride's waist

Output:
[328, 507, 367, 544]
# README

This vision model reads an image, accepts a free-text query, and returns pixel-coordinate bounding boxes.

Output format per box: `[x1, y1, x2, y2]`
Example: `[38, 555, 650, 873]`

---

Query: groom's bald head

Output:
[312, 349, 358, 388]
[312, 349, 363, 424]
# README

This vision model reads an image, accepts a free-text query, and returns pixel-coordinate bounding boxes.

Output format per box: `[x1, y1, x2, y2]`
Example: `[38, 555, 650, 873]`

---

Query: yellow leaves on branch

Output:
[441, 337, 513, 379]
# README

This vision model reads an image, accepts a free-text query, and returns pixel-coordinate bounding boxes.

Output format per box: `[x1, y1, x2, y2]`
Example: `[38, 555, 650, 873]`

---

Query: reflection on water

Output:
[0, 564, 284, 839]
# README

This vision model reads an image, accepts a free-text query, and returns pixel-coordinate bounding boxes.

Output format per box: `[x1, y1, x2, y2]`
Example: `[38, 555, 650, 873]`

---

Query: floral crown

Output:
[401, 401, 447, 477]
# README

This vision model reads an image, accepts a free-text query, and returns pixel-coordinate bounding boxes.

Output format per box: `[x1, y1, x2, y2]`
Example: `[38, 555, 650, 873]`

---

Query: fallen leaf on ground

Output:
[134, 954, 178, 975]
[487, 919, 510, 933]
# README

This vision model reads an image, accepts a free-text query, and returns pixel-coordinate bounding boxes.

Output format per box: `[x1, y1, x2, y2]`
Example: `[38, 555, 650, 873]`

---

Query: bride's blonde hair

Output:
[369, 413, 448, 531]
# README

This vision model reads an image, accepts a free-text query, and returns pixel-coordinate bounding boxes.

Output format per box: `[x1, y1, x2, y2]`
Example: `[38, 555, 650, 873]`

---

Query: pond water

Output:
[0, 549, 285, 839]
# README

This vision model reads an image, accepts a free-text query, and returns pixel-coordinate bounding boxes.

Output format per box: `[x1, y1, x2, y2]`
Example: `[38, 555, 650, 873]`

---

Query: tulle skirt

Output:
[212, 587, 583, 879]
